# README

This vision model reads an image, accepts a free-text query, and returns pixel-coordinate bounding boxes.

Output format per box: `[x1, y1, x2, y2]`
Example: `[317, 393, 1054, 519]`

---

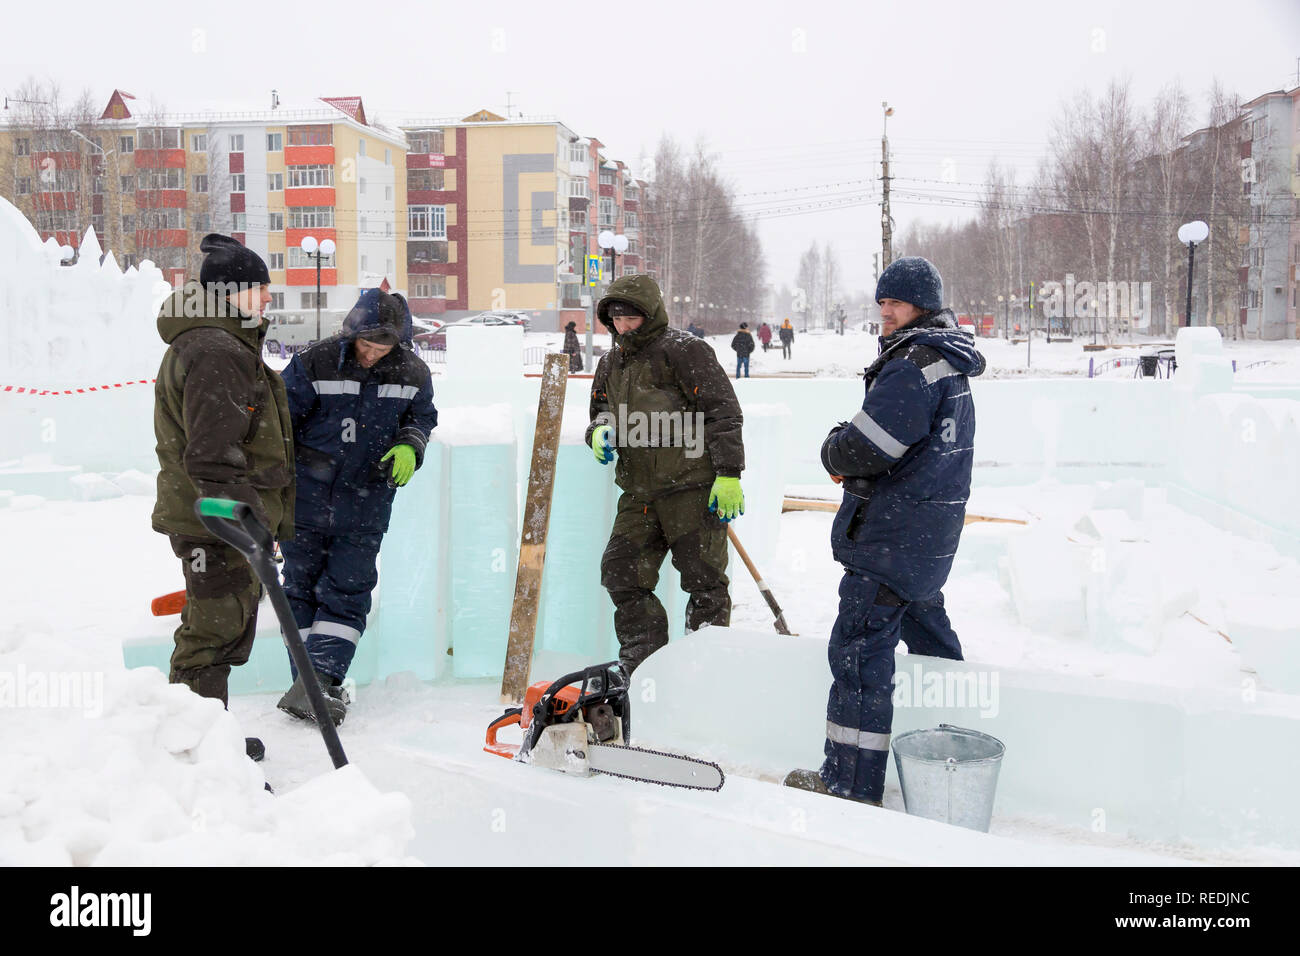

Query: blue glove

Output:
[592, 424, 614, 465]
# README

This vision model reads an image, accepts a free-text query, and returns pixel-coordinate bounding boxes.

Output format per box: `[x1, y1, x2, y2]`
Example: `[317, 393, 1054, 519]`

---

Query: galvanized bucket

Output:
[891, 724, 1005, 832]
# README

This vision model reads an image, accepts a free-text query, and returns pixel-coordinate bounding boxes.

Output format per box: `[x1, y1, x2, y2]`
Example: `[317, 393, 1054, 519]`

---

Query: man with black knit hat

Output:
[785, 255, 986, 807]
[275, 288, 437, 724]
[585, 274, 746, 673]
[153, 234, 294, 762]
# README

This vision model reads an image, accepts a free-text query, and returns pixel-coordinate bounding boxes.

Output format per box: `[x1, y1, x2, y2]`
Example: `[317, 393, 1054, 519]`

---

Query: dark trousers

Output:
[280, 529, 384, 682]
[167, 534, 262, 707]
[735, 354, 750, 378]
[781, 341, 792, 359]
[600, 486, 730, 672]
[819, 575, 963, 802]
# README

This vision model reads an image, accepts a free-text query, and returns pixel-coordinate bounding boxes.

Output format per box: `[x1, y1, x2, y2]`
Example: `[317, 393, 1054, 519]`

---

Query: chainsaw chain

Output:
[590, 744, 726, 792]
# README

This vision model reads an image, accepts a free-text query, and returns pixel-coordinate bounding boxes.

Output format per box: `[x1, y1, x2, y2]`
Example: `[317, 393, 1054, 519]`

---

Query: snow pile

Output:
[0, 621, 417, 866]
[0, 197, 172, 389]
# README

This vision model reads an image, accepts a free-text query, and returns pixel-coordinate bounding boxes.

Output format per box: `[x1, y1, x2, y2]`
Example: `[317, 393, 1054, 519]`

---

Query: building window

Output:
[360, 215, 368, 234]
[288, 206, 334, 229]
[599, 170, 615, 185]
[570, 207, 587, 227]
[191, 134, 207, 152]
[266, 132, 282, 151]
[384, 148, 391, 164]
[193, 174, 208, 193]
[269, 252, 284, 271]
[409, 168, 445, 191]
[385, 184, 393, 200]
[288, 164, 333, 188]
[413, 276, 446, 298]
[385, 222, 392, 238]
[194, 213, 210, 231]
[568, 143, 587, 165]
[231, 174, 245, 192]
[288, 125, 332, 146]
[359, 177, 366, 195]
[232, 212, 246, 231]
[268, 212, 284, 231]
[409, 205, 446, 239]
[120, 175, 134, 193]
[289, 246, 335, 268]
[17, 177, 31, 194]
[269, 292, 284, 310]
[139, 128, 180, 149]
[229, 134, 244, 152]
[623, 265, 636, 277]
[268, 172, 283, 191]
[568, 180, 588, 198]
[407, 130, 444, 154]
[140, 208, 186, 229]
[301, 292, 328, 309]
[361, 254, 369, 271]
[386, 258, 393, 274]
[122, 214, 135, 233]
[358, 139, 366, 157]
[137, 168, 184, 189]
[118, 135, 134, 153]
[15, 138, 31, 156]
[598, 197, 613, 226]
[624, 211, 638, 229]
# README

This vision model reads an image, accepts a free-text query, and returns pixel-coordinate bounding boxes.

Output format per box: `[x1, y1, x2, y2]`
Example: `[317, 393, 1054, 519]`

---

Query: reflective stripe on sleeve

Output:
[377, 384, 420, 399]
[921, 358, 960, 385]
[850, 409, 910, 459]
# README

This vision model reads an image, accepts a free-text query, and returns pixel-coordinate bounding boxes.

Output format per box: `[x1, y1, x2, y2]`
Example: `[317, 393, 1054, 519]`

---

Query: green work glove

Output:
[381, 444, 417, 487]
[592, 424, 615, 465]
[708, 476, 744, 522]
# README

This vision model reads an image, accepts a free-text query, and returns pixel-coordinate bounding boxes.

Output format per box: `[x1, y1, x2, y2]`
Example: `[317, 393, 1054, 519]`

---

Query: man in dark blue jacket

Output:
[785, 256, 985, 806]
[275, 289, 437, 724]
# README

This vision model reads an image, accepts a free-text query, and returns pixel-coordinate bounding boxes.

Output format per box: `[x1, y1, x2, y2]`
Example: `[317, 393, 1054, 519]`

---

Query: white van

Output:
[264, 309, 350, 355]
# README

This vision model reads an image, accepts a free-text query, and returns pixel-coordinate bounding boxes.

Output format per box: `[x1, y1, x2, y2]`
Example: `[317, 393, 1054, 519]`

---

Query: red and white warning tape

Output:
[1, 379, 156, 396]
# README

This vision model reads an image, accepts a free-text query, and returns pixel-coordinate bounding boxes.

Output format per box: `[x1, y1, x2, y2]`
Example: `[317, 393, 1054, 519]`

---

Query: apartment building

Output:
[1238, 85, 1300, 340]
[401, 111, 644, 332]
[0, 90, 408, 315]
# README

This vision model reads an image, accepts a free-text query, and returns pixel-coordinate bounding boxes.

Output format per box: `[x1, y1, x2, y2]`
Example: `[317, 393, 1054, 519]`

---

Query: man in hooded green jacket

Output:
[152, 235, 295, 718]
[585, 275, 746, 672]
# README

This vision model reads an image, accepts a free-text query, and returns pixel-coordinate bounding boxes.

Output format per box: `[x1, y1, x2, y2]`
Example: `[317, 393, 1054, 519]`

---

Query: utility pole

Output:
[880, 102, 894, 268]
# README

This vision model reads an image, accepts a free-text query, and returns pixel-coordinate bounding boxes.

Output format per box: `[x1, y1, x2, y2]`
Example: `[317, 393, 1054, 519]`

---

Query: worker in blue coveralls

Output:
[784, 256, 985, 806]
[275, 288, 437, 725]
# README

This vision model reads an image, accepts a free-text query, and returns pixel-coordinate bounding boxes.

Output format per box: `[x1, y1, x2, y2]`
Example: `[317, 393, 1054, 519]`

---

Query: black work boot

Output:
[783, 769, 883, 807]
[277, 669, 346, 726]
[245, 737, 266, 762]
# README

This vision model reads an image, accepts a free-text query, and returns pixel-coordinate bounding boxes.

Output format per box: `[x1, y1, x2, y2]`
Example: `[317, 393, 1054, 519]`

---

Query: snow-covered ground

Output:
[4, 483, 1298, 865]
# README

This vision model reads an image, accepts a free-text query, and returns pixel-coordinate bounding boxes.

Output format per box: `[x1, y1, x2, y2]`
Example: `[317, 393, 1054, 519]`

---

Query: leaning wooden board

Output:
[500, 354, 569, 703]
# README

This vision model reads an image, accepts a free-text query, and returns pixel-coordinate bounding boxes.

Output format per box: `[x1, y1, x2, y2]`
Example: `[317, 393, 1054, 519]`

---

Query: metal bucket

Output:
[891, 724, 1005, 832]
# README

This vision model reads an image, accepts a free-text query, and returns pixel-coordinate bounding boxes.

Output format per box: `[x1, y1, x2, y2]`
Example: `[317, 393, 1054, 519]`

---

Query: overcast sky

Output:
[4, 0, 1297, 298]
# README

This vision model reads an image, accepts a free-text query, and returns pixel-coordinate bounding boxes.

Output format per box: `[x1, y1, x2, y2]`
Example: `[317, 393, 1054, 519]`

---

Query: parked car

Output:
[457, 310, 531, 329]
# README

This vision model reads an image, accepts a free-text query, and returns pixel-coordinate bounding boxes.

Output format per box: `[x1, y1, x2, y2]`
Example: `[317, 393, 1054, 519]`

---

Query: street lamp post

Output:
[1177, 220, 1209, 328]
[300, 235, 336, 341]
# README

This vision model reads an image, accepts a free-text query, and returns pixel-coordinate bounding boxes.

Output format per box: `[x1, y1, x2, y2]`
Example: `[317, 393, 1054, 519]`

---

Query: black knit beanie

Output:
[199, 234, 271, 290]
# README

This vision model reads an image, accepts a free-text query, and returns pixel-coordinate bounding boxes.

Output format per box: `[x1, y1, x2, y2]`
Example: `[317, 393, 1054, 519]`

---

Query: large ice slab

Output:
[634, 627, 1300, 850]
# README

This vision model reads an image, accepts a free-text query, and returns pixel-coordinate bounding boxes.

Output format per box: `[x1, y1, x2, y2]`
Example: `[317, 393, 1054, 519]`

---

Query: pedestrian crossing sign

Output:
[586, 254, 601, 286]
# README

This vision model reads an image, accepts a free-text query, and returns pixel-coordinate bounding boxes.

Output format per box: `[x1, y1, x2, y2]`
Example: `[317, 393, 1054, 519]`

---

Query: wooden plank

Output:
[500, 353, 569, 703]
[781, 496, 1029, 526]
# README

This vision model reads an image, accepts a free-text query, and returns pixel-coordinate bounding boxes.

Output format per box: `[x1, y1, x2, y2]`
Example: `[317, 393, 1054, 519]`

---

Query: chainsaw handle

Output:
[486, 708, 522, 749]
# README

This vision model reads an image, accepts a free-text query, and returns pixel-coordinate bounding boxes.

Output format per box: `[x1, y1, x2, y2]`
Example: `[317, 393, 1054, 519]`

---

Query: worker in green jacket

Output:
[586, 275, 746, 672]
[152, 235, 294, 759]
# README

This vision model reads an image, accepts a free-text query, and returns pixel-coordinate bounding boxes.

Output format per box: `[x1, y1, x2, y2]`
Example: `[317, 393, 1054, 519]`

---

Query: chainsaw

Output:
[484, 661, 724, 791]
